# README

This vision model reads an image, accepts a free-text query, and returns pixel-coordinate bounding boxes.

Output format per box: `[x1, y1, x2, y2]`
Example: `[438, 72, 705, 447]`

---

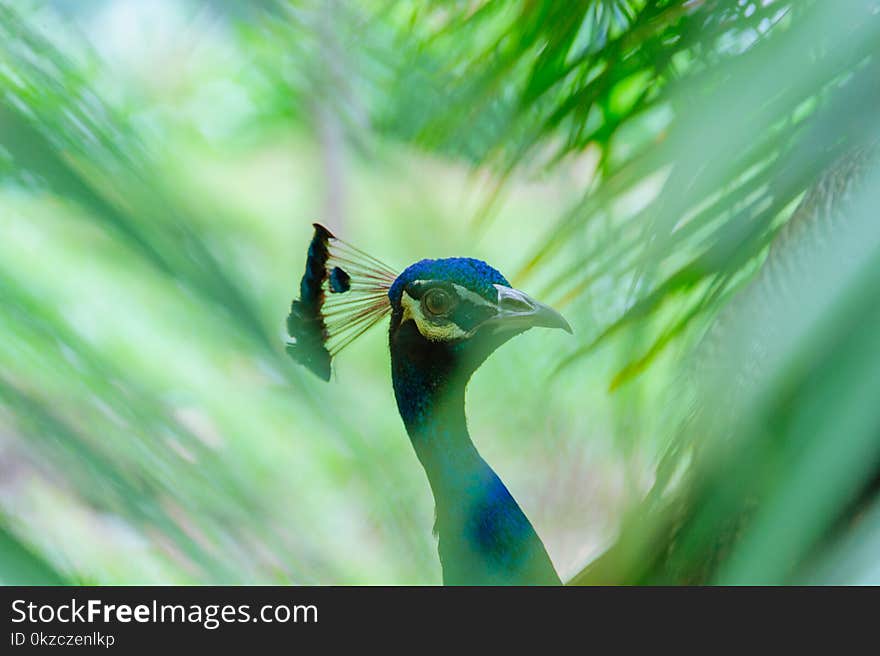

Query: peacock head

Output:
[285, 224, 571, 386]
[387, 257, 570, 379]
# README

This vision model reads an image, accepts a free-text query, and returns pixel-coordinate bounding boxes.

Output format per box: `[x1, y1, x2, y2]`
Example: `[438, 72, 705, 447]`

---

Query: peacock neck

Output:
[389, 325, 560, 585]
[395, 373, 488, 502]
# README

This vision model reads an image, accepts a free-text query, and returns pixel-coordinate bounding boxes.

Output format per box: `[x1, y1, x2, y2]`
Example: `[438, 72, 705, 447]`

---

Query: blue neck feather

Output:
[390, 321, 560, 585]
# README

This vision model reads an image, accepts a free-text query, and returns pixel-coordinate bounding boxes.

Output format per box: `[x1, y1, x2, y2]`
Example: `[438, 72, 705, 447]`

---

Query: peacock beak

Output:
[489, 284, 573, 334]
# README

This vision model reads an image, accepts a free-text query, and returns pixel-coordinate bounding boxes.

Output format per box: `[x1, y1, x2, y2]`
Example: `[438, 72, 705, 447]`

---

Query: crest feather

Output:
[286, 223, 396, 380]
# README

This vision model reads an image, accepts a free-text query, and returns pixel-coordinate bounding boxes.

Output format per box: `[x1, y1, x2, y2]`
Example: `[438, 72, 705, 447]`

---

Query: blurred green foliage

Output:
[1, 0, 879, 584]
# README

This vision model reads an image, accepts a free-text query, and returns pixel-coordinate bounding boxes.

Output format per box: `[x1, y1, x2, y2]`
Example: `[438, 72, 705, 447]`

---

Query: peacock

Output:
[285, 224, 571, 585]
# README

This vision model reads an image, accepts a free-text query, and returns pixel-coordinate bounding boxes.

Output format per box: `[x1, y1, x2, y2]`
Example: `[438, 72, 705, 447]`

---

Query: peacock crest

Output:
[285, 224, 398, 380]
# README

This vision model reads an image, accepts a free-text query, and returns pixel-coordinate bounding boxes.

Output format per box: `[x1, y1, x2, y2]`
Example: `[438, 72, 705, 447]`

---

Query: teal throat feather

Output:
[391, 317, 561, 585]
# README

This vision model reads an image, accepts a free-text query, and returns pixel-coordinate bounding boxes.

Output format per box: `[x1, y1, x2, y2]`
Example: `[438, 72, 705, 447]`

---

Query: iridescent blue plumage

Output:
[389, 257, 510, 305]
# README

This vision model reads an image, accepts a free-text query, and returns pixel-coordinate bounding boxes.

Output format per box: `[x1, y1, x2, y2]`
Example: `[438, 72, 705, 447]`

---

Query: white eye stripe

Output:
[451, 283, 495, 308]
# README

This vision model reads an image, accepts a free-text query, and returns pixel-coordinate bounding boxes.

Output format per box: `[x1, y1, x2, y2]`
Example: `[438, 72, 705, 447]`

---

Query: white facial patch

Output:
[451, 283, 495, 309]
[400, 288, 475, 342]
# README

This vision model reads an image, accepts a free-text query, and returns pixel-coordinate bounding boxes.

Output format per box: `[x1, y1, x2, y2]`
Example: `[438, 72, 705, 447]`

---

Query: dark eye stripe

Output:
[449, 299, 496, 332]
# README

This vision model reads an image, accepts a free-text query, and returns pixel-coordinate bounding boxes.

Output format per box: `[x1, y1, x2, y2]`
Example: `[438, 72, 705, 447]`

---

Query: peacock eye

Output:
[423, 288, 454, 316]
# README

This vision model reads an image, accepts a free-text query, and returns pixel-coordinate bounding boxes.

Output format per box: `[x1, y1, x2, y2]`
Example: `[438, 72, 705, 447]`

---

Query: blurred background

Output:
[1, 0, 879, 585]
